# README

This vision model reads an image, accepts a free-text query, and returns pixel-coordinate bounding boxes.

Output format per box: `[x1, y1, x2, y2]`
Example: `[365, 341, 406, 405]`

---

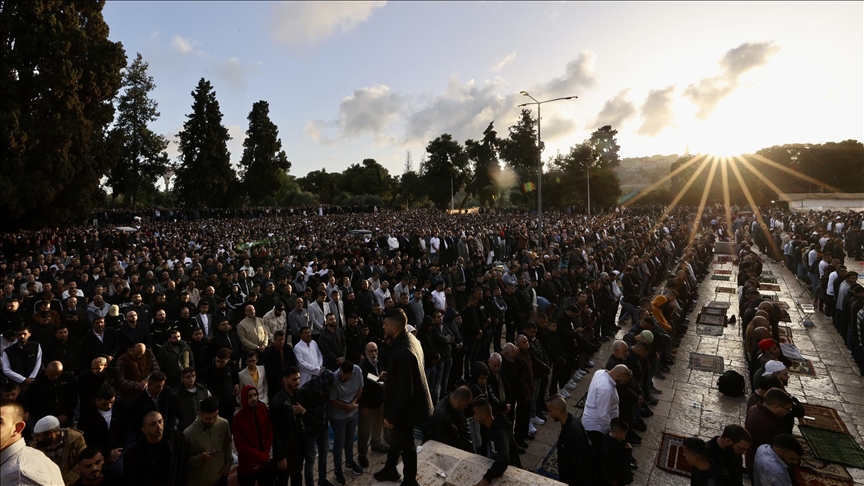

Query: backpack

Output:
[717, 370, 746, 397]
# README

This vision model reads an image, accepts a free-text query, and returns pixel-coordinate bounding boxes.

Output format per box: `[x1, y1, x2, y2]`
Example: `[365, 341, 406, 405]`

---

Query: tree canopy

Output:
[240, 100, 291, 205]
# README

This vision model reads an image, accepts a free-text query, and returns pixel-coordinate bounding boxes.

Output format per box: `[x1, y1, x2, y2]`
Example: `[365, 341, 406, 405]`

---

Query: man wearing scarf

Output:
[232, 385, 274, 485]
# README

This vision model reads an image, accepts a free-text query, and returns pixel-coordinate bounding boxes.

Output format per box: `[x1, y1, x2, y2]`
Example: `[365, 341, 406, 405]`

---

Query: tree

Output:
[544, 126, 623, 210]
[420, 134, 470, 209]
[174, 78, 236, 207]
[499, 109, 538, 197]
[338, 159, 393, 200]
[464, 122, 501, 207]
[297, 169, 340, 204]
[1, 0, 126, 229]
[240, 100, 291, 205]
[106, 53, 169, 208]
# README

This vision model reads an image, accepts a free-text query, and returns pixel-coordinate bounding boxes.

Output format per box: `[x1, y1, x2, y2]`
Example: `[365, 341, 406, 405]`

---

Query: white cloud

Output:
[304, 84, 404, 144]
[591, 89, 637, 130]
[492, 52, 517, 72]
[685, 41, 781, 118]
[170, 35, 199, 54]
[270, 1, 386, 48]
[214, 58, 261, 92]
[638, 86, 676, 137]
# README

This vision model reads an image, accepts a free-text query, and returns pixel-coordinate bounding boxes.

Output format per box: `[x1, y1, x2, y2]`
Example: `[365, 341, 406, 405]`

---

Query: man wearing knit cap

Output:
[0, 399, 65, 486]
[31, 414, 87, 485]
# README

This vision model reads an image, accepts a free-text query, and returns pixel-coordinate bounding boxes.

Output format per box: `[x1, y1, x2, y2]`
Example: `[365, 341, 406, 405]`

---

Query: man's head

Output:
[364, 341, 378, 362]
[282, 366, 301, 392]
[141, 411, 164, 444]
[125, 310, 138, 327]
[0, 399, 27, 451]
[75, 447, 105, 482]
[611, 340, 628, 359]
[147, 372, 167, 398]
[717, 424, 751, 456]
[244, 305, 255, 318]
[516, 334, 529, 351]
[472, 397, 494, 427]
[681, 437, 711, 468]
[181, 367, 197, 389]
[90, 357, 107, 375]
[338, 361, 355, 382]
[763, 388, 794, 418]
[325, 313, 337, 329]
[15, 327, 30, 346]
[546, 394, 569, 424]
[772, 433, 804, 466]
[448, 386, 473, 412]
[245, 351, 258, 370]
[609, 364, 632, 385]
[246, 388, 259, 409]
[487, 353, 502, 374]
[609, 417, 629, 441]
[44, 360, 64, 381]
[215, 348, 231, 369]
[299, 326, 312, 344]
[33, 415, 61, 447]
[95, 386, 116, 412]
[198, 396, 221, 427]
[382, 308, 408, 340]
[762, 360, 789, 386]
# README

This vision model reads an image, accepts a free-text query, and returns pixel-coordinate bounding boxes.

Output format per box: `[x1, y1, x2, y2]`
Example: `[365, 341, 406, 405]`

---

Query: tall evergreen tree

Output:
[106, 53, 169, 208]
[464, 122, 501, 207]
[421, 134, 470, 209]
[499, 109, 539, 195]
[174, 78, 236, 207]
[240, 100, 291, 204]
[1, 0, 126, 229]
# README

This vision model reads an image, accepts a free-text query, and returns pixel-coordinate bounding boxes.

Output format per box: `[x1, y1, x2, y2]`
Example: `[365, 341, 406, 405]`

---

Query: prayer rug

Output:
[714, 269, 733, 275]
[780, 309, 792, 322]
[799, 425, 864, 469]
[575, 392, 588, 408]
[701, 307, 727, 316]
[759, 283, 782, 292]
[761, 276, 779, 284]
[656, 431, 692, 477]
[706, 301, 731, 309]
[697, 313, 726, 326]
[775, 301, 791, 310]
[778, 326, 794, 343]
[798, 404, 850, 434]
[715, 286, 737, 294]
[536, 443, 559, 479]
[789, 359, 816, 377]
[688, 353, 725, 373]
[711, 274, 731, 281]
[793, 467, 854, 486]
[795, 436, 854, 482]
[716, 255, 732, 263]
[697, 324, 724, 336]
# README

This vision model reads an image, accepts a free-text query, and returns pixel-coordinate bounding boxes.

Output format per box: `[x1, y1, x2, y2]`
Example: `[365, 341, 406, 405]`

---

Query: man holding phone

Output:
[184, 396, 232, 486]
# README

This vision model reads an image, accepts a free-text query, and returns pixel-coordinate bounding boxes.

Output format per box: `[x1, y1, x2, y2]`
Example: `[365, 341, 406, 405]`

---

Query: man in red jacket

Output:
[233, 385, 275, 485]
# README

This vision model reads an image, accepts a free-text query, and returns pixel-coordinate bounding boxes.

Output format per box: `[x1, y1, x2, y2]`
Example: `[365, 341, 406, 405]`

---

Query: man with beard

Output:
[124, 411, 190, 486]
[183, 396, 232, 486]
[545, 394, 600, 485]
[0, 398, 65, 485]
[77, 386, 127, 481]
[78, 358, 119, 416]
[271, 367, 305, 486]
[31, 414, 88, 485]
[73, 446, 122, 486]
[707, 425, 751, 486]
[82, 317, 120, 365]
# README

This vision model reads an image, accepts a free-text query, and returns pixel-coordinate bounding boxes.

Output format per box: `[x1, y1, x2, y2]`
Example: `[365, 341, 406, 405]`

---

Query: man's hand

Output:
[233, 384, 240, 395]
[109, 448, 123, 463]
[292, 404, 306, 415]
[637, 396, 644, 406]
[379, 371, 387, 381]
[221, 465, 231, 476]
[625, 442, 632, 449]
[258, 345, 265, 352]
[57, 414, 69, 425]
[383, 418, 394, 429]
[106, 356, 114, 363]
[136, 381, 147, 390]
[336, 357, 345, 365]
[277, 458, 287, 470]
[202, 452, 215, 461]
[504, 404, 511, 414]
[22, 378, 34, 388]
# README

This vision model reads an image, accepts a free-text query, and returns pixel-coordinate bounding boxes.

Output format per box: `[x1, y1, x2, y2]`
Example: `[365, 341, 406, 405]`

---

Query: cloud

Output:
[170, 35, 199, 54]
[305, 51, 596, 147]
[270, 1, 386, 48]
[638, 86, 676, 137]
[213, 57, 261, 92]
[685, 41, 780, 118]
[492, 52, 517, 72]
[305, 85, 404, 144]
[591, 89, 637, 129]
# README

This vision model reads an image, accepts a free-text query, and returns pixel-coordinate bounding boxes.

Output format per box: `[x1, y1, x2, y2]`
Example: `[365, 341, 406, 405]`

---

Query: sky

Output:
[102, 1, 864, 179]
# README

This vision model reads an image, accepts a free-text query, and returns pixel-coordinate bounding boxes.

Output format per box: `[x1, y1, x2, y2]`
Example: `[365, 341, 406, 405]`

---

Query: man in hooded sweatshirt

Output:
[232, 385, 275, 485]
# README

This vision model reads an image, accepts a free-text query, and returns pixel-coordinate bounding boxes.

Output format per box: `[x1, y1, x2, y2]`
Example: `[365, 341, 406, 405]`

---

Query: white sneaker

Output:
[558, 387, 571, 398]
[529, 423, 538, 434]
[575, 370, 587, 377]
[531, 416, 545, 425]
[587, 360, 595, 367]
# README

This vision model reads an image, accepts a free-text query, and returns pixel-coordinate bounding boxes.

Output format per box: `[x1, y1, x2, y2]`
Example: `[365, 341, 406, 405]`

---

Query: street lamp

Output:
[518, 91, 578, 244]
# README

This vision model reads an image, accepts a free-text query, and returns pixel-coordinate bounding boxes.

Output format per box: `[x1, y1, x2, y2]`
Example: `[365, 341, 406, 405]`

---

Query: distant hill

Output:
[616, 154, 679, 188]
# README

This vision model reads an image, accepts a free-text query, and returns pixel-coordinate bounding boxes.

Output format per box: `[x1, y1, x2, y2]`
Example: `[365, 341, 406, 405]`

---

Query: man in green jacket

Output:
[183, 397, 232, 486]
[156, 330, 193, 390]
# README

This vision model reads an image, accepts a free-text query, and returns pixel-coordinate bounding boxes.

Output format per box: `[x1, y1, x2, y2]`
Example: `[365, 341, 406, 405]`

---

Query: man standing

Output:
[745, 388, 793, 475]
[707, 425, 751, 486]
[357, 342, 388, 468]
[156, 330, 193, 390]
[26, 361, 78, 427]
[30, 415, 88, 485]
[115, 343, 160, 402]
[1, 326, 42, 392]
[124, 411, 190, 485]
[319, 313, 346, 372]
[77, 386, 127, 481]
[128, 372, 177, 440]
[373, 308, 434, 486]
[233, 386, 274, 486]
[175, 368, 211, 432]
[471, 398, 521, 486]
[293, 326, 324, 386]
[0, 399, 65, 486]
[752, 433, 803, 486]
[582, 364, 630, 465]
[199, 349, 240, 428]
[545, 394, 600, 485]
[238, 305, 269, 355]
[329, 361, 364, 485]
[271, 367, 305, 486]
[183, 397, 232, 486]
[263, 331, 297, 403]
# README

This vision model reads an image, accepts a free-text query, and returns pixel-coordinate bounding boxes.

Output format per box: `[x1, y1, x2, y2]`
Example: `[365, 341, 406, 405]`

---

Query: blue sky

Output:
[103, 1, 863, 179]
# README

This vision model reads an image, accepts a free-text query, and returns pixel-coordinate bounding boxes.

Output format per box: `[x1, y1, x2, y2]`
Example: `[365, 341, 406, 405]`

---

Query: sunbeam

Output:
[727, 158, 782, 259]
[689, 156, 720, 245]
[649, 155, 713, 234]
[623, 154, 708, 207]
[748, 153, 844, 194]
[733, 156, 792, 203]
[720, 158, 734, 238]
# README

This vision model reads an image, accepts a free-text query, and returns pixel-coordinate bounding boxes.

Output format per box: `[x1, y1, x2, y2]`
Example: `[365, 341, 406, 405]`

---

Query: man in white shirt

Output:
[582, 365, 631, 464]
[373, 281, 391, 309]
[294, 326, 324, 386]
[430, 235, 440, 262]
[430, 282, 447, 314]
[0, 398, 65, 486]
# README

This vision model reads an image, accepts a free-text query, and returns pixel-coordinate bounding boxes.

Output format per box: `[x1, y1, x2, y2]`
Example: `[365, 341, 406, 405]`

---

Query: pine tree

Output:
[174, 78, 236, 207]
[107, 53, 169, 208]
[499, 109, 539, 195]
[240, 101, 291, 204]
[1, 0, 126, 229]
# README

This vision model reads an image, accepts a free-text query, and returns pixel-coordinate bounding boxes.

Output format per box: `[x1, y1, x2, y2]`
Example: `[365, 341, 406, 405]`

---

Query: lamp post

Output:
[518, 92, 578, 245]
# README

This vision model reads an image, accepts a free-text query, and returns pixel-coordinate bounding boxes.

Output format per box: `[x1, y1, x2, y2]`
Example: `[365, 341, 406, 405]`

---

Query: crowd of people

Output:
[0, 203, 861, 486]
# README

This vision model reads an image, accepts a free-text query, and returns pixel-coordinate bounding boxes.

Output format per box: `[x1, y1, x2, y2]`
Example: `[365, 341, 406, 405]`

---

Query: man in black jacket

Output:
[199, 348, 239, 428]
[124, 410, 190, 486]
[78, 357, 119, 416]
[78, 386, 128, 479]
[263, 331, 297, 403]
[425, 385, 473, 452]
[26, 360, 78, 426]
[707, 425, 751, 486]
[472, 397, 521, 486]
[127, 372, 177, 440]
[357, 341, 388, 468]
[545, 394, 600, 485]
[271, 366, 304, 486]
[82, 317, 120, 364]
[373, 308, 434, 486]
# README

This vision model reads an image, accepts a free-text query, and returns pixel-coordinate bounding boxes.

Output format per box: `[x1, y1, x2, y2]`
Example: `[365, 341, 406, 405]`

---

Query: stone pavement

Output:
[238, 252, 864, 486]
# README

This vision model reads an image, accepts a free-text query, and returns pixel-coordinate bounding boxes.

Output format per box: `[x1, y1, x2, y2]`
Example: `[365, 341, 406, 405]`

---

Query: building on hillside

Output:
[785, 193, 864, 212]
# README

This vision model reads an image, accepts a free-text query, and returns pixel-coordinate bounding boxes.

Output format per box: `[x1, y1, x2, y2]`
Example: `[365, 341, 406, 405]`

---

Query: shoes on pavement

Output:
[558, 387, 571, 398]
[517, 445, 526, 454]
[531, 416, 545, 425]
[371, 441, 390, 453]
[346, 463, 363, 476]
[374, 468, 401, 483]
[654, 371, 666, 380]
[633, 419, 647, 432]
[528, 423, 537, 435]
[516, 440, 530, 448]
[527, 433, 536, 441]
[659, 363, 671, 372]
[586, 360, 595, 368]
[640, 405, 654, 416]
[650, 387, 663, 394]
[334, 472, 346, 485]
[627, 431, 642, 445]
[358, 456, 369, 469]
[565, 381, 579, 390]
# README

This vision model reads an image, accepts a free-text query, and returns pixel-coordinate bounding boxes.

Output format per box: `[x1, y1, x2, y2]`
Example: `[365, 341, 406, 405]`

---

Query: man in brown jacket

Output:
[31, 415, 88, 485]
[116, 343, 160, 401]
